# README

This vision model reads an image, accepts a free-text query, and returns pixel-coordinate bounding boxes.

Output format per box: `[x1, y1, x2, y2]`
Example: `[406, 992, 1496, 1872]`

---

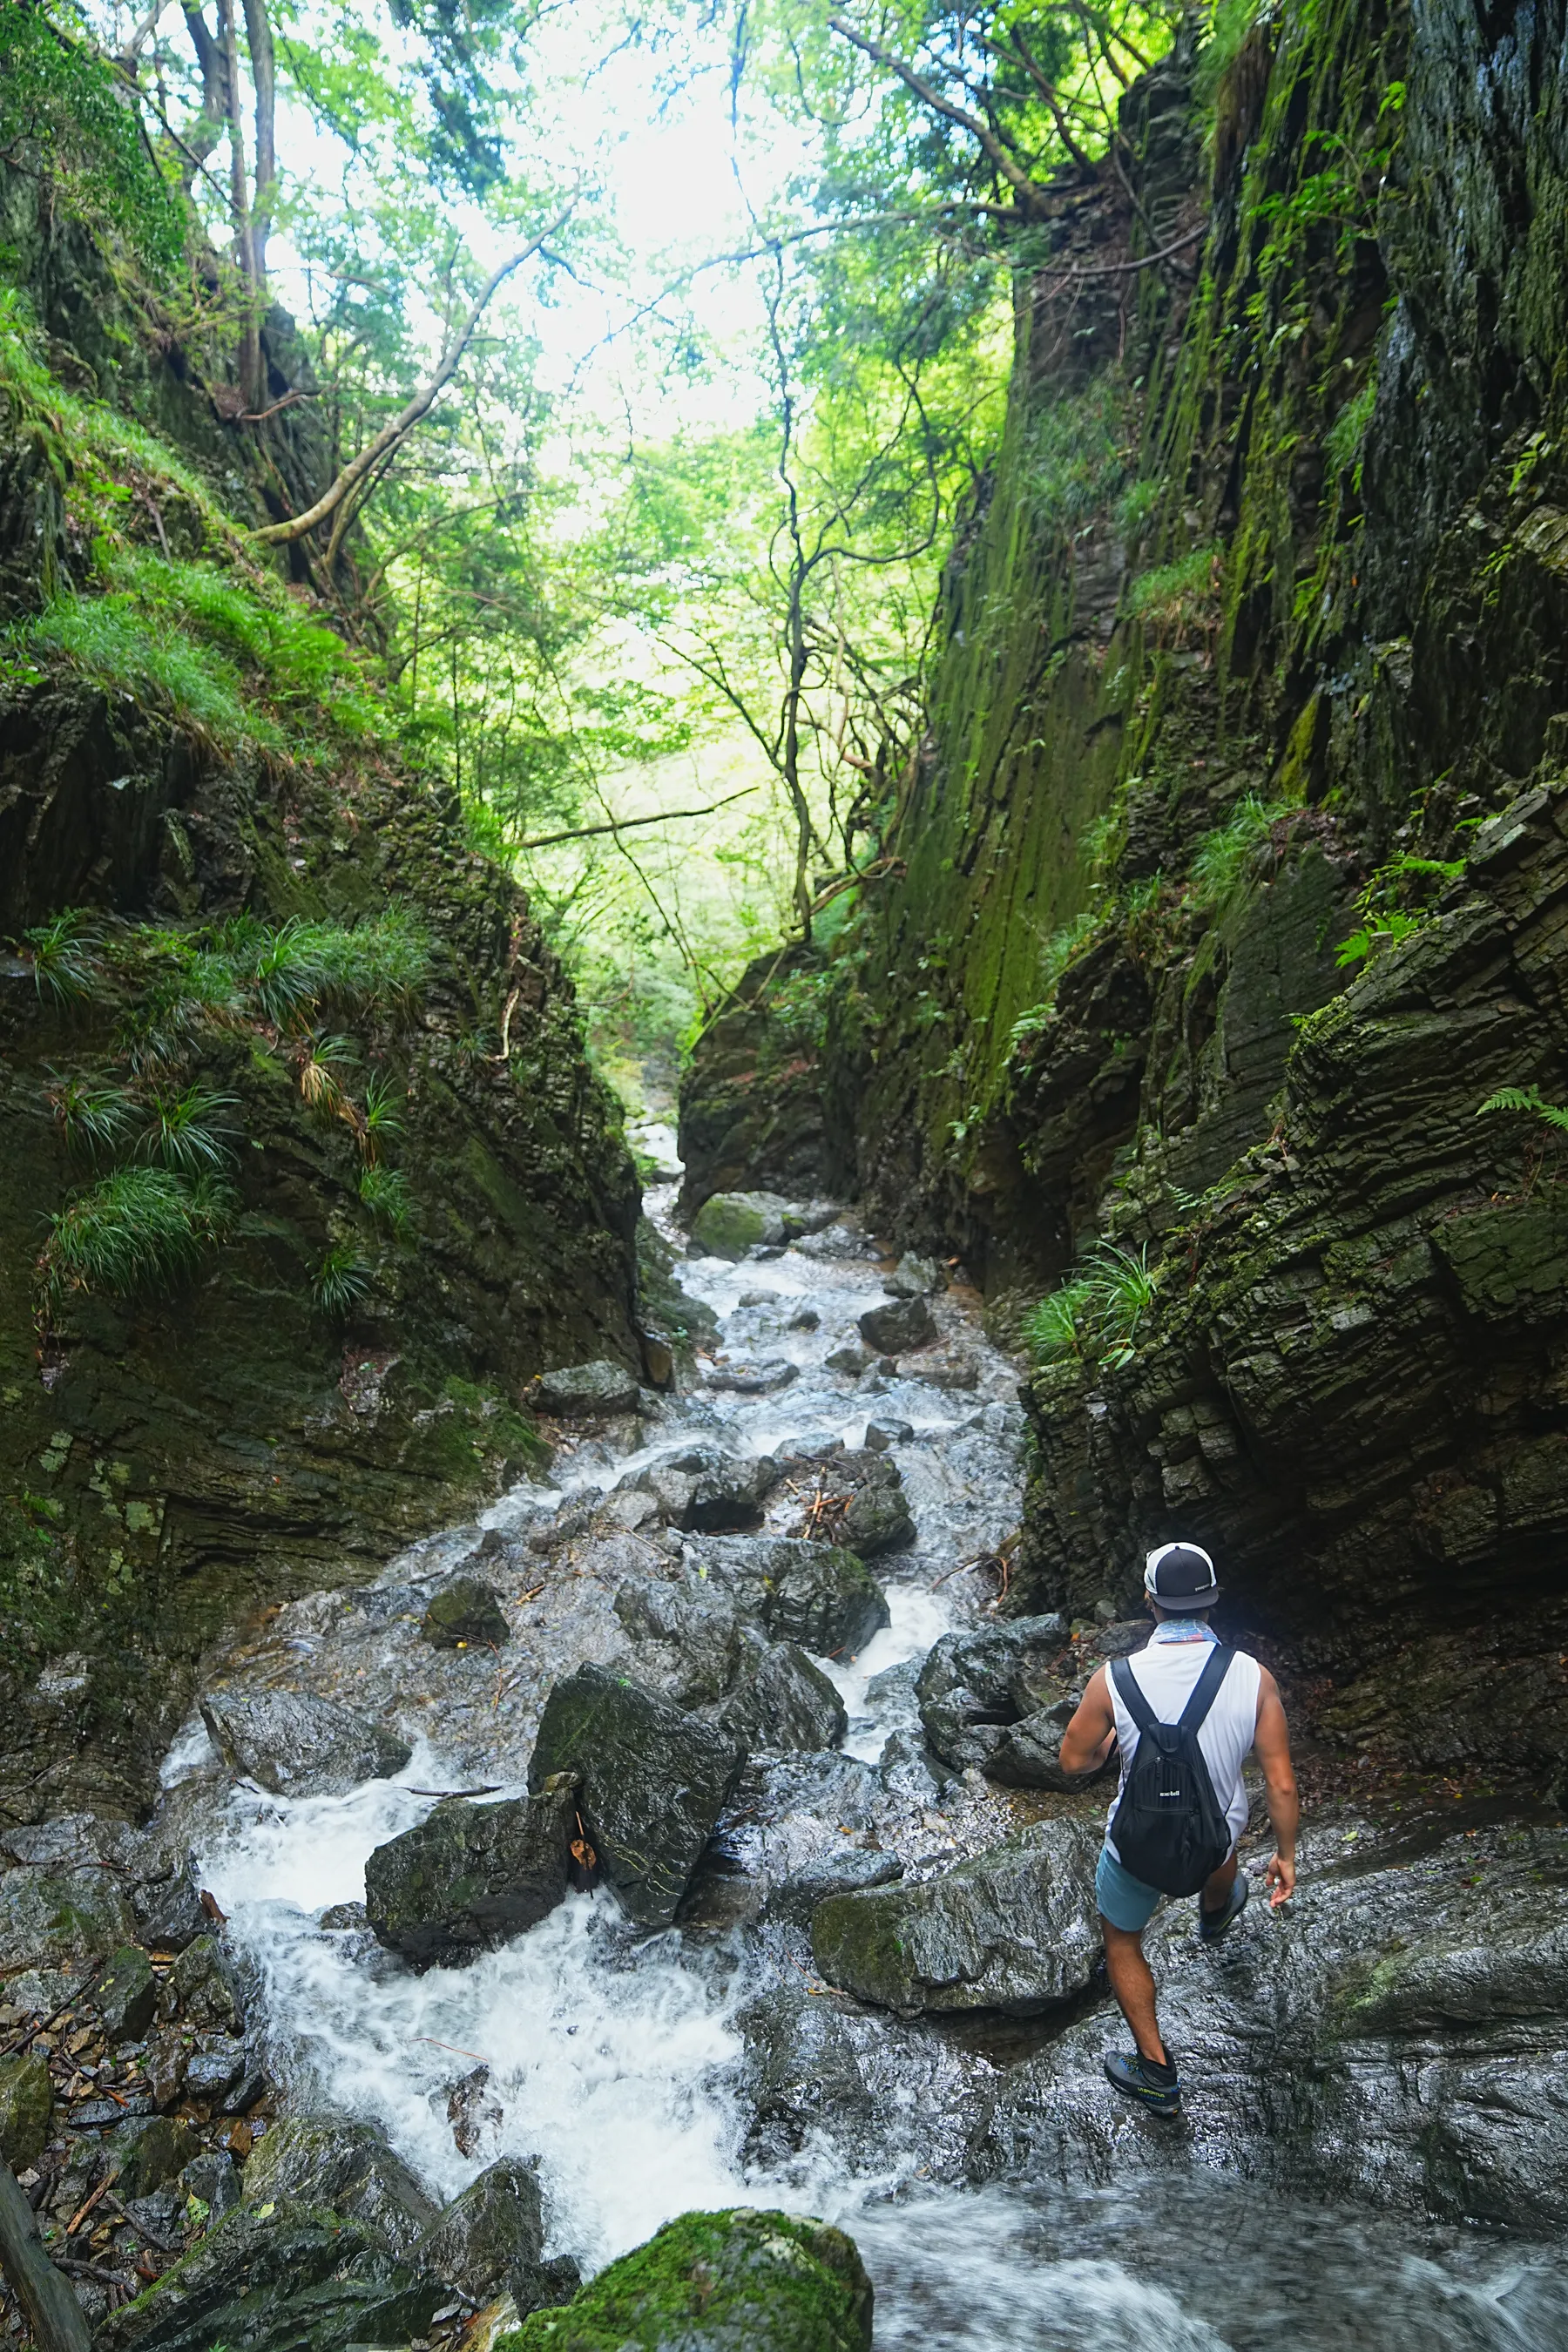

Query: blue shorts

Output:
[1096, 1844, 1162, 1932]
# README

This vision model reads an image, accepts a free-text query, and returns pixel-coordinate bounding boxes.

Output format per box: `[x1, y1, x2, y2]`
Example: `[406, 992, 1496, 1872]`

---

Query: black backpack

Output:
[1108, 1644, 1236, 1896]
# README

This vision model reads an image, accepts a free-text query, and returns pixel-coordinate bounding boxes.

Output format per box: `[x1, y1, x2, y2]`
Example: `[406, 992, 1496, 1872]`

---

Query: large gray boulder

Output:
[0, 1862, 137, 1972]
[857, 1295, 936, 1353]
[719, 1635, 848, 1753]
[199, 1688, 411, 1797]
[632, 1443, 781, 1532]
[241, 2116, 439, 2259]
[528, 1664, 747, 1929]
[364, 1777, 579, 1963]
[101, 2196, 444, 2352]
[810, 1819, 1101, 2017]
[533, 1360, 643, 1416]
[415, 2155, 545, 2302]
[690, 1191, 793, 1258]
[915, 1615, 1073, 1775]
[689, 1535, 890, 1657]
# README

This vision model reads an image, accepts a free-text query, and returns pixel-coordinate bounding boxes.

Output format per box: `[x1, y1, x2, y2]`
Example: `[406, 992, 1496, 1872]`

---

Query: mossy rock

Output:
[0, 2049, 52, 2167]
[421, 1575, 510, 1649]
[690, 1192, 792, 1260]
[497, 2207, 873, 2352]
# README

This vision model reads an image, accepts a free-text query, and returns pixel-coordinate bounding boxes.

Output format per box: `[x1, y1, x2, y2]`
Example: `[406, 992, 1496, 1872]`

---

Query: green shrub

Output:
[41, 1167, 232, 1305]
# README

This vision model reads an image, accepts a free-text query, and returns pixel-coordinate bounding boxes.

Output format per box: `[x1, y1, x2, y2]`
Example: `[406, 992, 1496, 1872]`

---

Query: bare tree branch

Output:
[514, 787, 760, 851]
[828, 14, 1045, 214]
[253, 206, 575, 546]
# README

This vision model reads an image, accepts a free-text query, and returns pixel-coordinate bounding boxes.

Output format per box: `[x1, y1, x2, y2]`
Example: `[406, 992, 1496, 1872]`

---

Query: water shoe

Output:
[1198, 1875, 1249, 1943]
[1103, 2050, 1182, 2118]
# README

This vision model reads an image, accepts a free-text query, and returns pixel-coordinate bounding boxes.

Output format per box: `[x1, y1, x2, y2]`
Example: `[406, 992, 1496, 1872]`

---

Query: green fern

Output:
[1477, 1085, 1568, 1136]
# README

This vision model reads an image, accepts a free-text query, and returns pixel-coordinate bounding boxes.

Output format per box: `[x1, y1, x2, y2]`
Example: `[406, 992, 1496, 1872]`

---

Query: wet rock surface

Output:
[810, 1819, 1102, 2018]
[364, 1779, 579, 1963]
[527, 1665, 747, 1930]
[199, 1691, 413, 1799]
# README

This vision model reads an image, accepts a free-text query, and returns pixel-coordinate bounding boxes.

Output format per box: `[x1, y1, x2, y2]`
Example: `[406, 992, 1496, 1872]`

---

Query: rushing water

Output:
[169, 1132, 1568, 2348]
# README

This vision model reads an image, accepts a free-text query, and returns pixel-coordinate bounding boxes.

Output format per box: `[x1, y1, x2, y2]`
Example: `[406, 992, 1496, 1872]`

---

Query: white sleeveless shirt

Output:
[1105, 1621, 1263, 1868]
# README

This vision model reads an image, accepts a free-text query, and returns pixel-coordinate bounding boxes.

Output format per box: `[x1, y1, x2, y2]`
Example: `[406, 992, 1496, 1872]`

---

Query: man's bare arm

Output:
[1253, 1666, 1299, 1905]
[1058, 1664, 1117, 1776]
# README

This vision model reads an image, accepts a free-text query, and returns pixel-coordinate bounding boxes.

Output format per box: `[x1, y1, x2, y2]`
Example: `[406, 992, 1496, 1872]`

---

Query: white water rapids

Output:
[161, 1133, 1568, 2348]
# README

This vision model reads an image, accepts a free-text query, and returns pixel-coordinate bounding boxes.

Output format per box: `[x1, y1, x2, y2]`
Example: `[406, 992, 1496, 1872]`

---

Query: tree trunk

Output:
[0, 2160, 91, 2352]
[216, 0, 263, 409]
[240, 0, 275, 287]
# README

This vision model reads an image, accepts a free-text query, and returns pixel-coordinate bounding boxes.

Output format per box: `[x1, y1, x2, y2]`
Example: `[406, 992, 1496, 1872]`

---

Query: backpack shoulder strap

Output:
[1110, 1652, 1158, 1734]
[1177, 1641, 1235, 1734]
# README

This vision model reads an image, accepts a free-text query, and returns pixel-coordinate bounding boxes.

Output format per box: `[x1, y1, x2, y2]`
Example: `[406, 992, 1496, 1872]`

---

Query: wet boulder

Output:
[92, 1941, 158, 2040]
[528, 1664, 747, 1930]
[500, 2207, 873, 2352]
[703, 1356, 801, 1394]
[690, 1191, 793, 1259]
[534, 1359, 643, 1416]
[0, 2049, 52, 2167]
[241, 2115, 440, 2259]
[857, 1295, 936, 1354]
[421, 1576, 510, 1648]
[199, 1688, 412, 1797]
[159, 1932, 243, 2029]
[811, 1818, 1102, 2017]
[101, 2196, 445, 2352]
[836, 1453, 916, 1558]
[110, 2114, 204, 2198]
[0, 1862, 137, 1973]
[915, 1615, 1071, 1775]
[613, 1578, 747, 1706]
[689, 1536, 890, 1658]
[632, 1443, 782, 1532]
[762, 1844, 903, 1928]
[416, 2154, 544, 2304]
[986, 1697, 1093, 1790]
[719, 1635, 848, 1754]
[364, 1777, 579, 1964]
[885, 1254, 946, 1298]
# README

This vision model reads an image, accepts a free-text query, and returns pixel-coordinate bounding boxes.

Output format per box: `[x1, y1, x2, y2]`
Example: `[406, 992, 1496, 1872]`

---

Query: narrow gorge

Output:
[4, 3, 1568, 2349]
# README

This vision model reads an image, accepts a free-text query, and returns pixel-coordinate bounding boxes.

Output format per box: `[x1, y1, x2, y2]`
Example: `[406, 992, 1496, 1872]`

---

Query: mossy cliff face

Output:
[0, 181, 640, 1823]
[683, 2, 1568, 1755]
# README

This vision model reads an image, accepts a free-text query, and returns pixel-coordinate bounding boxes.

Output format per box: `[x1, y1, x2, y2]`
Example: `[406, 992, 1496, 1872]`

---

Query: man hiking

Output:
[1058, 1539, 1299, 2118]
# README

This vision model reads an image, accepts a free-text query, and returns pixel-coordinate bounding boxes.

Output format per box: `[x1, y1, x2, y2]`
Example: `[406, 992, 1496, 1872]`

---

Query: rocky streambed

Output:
[3, 1146, 1568, 2349]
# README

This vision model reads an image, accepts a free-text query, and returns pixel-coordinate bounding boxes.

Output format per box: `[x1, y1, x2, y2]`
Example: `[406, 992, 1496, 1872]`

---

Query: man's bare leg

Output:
[1100, 1918, 1168, 2066]
[1199, 1851, 1239, 1918]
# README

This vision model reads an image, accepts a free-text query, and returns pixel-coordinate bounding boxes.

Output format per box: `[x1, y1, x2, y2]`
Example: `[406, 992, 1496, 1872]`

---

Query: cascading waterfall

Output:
[163, 1131, 1568, 2349]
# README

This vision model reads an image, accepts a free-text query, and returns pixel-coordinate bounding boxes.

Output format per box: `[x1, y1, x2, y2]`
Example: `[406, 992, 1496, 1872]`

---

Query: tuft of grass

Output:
[295, 1031, 357, 1116]
[360, 1072, 404, 1164]
[213, 911, 430, 1029]
[358, 1163, 411, 1231]
[109, 552, 381, 734]
[14, 596, 277, 749]
[1189, 793, 1294, 909]
[135, 1082, 239, 1174]
[312, 1244, 371, 1318]
[1022, 1244, 1160, 1372]
[41, 1167, 232, 1306]
[45, 1071, 135, 1158]
[20, 909, 104, 1006]
[1128, 542, 1224, 635]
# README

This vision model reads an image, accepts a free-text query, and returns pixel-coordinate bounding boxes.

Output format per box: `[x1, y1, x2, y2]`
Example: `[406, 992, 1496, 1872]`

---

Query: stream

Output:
[157, 1135, 1568, 2349]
